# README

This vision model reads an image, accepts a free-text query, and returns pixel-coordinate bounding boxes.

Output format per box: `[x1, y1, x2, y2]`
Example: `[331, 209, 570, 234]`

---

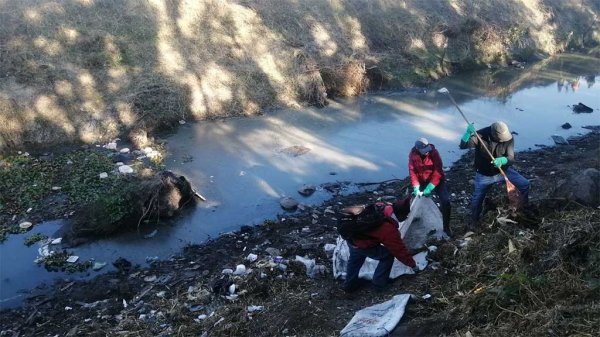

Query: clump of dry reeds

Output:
[321, 58, 369, 98]
[295, 51, 328, 107]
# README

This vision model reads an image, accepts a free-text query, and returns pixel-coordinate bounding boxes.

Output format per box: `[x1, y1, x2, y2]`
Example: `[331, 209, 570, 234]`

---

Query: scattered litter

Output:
[50, 237, 62, 245]
[65, 306, 73, 311]
[324, 243, 336, 252]
[228, 284, 236, 295]
[51, 186, 61, 191]
[464, 231, 475, 238]
[196, 314, 207, 320]
[92, 262, 107, 271]
[144, 275, 157, 282]
[233, 264, 247, 275]
[265, 248, 281, 256]
[497, 216, 518, 225]
[427, 245, 438, 252]
[247, 305, 263, 313]
[119, 148, 130, 154]
[189, 305, 204, 313]
[508, 239, 516, 253]
[19, 221, 33, 229]
[118, 165, 134, 174]
[179, 120, 186, 125]
[66, 256, 79, 263]
[37, 245, 53, 258]
[422, 294, 432, 300]
[106, 142, 117, 150]
[222, 268, 233, 275]
[156, 291, 166, 298]
[143, 229, 158, 239]
[245, 254, 258, 262]
[122, 299, 128, 308]
[99, 172, 108, 179]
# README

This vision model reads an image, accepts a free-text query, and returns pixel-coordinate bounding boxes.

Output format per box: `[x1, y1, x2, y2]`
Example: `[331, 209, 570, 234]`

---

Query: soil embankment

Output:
[1, 0, 599, 150]
[1, 129, 598, 336]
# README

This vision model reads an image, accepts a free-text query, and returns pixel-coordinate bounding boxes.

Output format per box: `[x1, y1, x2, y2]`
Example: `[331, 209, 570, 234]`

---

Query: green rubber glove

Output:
[461, 123, 476, 142]
[423, 183, 436, 197]
[492, 156, 508, 168]
[412, 185, 420, 197]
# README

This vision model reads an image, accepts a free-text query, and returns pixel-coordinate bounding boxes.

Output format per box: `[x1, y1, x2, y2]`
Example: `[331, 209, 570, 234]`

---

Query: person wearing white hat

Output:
[408, 137, 452, 236]
[459, 121, 530, 230]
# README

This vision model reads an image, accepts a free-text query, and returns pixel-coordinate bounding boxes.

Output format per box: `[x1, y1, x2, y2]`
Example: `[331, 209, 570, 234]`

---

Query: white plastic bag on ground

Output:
[332, 197, 442, 280]
[340, 294, 411, 337]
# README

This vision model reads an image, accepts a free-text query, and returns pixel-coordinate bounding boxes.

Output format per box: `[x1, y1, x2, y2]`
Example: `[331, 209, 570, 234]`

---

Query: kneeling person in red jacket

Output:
[343, 204, 417, 293]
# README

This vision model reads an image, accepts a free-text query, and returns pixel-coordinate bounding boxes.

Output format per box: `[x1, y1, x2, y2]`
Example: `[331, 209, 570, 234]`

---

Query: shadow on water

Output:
[1, 53, 599, 308]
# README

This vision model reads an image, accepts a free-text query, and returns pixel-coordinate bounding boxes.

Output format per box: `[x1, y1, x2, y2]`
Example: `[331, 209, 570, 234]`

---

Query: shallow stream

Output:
[1, 54, 599, 308]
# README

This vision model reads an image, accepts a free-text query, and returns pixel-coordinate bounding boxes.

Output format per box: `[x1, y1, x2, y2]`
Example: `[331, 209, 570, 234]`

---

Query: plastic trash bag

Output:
[340, 294, 411, 337]
[332, 197, 442, 280]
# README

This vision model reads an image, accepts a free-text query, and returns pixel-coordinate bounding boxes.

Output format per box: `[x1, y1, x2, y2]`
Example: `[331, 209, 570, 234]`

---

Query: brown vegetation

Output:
[0, 0, 598, 150]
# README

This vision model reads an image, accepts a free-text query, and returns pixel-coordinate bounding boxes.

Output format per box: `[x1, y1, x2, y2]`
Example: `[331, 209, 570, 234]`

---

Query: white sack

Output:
[332, 197, 442, 280]
[340, 294, 411, 337]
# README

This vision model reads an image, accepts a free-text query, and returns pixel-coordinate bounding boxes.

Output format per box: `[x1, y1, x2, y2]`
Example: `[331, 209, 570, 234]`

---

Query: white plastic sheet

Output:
[340, 294, 411, 337]
[332, 197, 443, 280]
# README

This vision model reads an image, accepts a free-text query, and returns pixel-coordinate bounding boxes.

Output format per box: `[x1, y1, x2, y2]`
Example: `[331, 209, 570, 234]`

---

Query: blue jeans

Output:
[470, 167, 530, 223]
[344, 244, 394, 292]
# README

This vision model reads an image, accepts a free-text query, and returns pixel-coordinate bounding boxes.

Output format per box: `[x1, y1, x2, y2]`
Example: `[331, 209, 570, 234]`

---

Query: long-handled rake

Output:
[437, 87, 520, 210]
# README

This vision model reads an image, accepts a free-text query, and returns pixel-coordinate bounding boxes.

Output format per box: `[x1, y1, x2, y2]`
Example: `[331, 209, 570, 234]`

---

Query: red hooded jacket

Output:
[408, 144, 444, 187]
[351, 219, 416, 268]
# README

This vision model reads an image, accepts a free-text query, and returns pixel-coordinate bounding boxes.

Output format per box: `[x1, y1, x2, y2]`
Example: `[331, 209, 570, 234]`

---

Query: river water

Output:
[1, 54, 599, 308]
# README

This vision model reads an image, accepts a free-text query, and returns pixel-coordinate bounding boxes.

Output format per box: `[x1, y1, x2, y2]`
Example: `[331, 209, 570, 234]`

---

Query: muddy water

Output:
[1, 54, 599, 308]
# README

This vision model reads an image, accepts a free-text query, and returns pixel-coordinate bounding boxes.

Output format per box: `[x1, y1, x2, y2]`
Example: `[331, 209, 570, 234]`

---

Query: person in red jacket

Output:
[343, 204, 418, 293]
[409, 137, 452, 236]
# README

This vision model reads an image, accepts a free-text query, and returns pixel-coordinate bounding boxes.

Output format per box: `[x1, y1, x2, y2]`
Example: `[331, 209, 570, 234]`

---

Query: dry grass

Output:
[0, 0, 598, 150]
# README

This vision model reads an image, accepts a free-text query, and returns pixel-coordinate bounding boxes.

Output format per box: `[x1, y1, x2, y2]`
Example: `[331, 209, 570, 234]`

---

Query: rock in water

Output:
[280, 197, 299, 211]
[298, 184, 316, 197]
[572, 103, 593, 113]
[551, 135, 569, 145]
[561, 123, 572, 129]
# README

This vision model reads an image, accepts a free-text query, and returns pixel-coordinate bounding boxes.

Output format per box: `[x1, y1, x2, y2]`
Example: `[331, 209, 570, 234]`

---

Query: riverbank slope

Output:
[1, 128, 598, 336]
